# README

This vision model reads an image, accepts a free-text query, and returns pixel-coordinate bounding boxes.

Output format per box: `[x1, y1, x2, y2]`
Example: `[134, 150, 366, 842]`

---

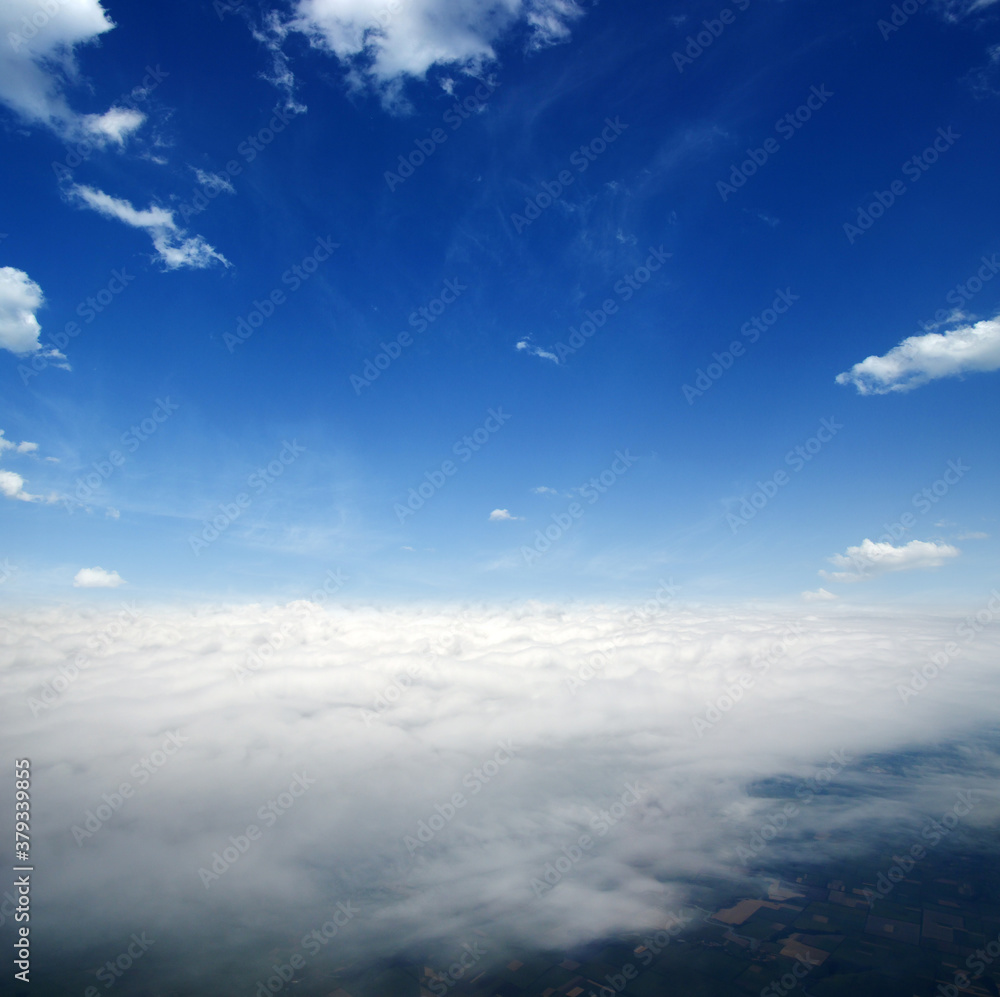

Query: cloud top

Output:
[836, 315, 1000, 394]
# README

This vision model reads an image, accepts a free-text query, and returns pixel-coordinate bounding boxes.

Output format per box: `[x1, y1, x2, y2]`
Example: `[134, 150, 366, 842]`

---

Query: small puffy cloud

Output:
[0, 468, 51, 503]
[801, 588, 837, 602]
[0, 267, 67, 365]
[489, 508, 521, 521]
[0, 430, 38, 455]
[533, 486, 557, 495]
[836, 315, 1000, 394]
[69, 185, 229, 270]
[516, 338, 559, 364]
[106, 507, 120, 519]
[82, 106, 146, 145]
[956, 531, 989, 540]
[73, 566, 126, 588]
[821, 539, 961, 583]
[289, 0, 583, 106]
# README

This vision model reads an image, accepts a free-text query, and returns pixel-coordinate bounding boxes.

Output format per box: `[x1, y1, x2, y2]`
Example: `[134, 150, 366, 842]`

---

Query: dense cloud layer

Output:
[2, 599, 999, 990]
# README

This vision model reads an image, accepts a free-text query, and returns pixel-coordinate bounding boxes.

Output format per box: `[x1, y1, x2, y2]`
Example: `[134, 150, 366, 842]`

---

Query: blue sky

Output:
[1, 0, 999, 606]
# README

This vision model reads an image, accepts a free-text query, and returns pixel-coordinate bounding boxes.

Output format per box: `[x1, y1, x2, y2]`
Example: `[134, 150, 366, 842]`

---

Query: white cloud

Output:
[2, 601, 999, 983]
[0, 468, 52, 503]
[0, 429, 38, 455]
[0, 1, 147, 143]
[72, 566, 126, 588]
[821, 539, 961, 583]
[68, 184, 230, 269]
[516, 338, 560, 364]
[193, 168, 236, 195]
[105, 506, 120, 519]
[289, 0, 584, 105]
[0, 267, 67, 365]
[936, 0, 1000, 21]
[836, 315, 1000, 394]
[956, 531, 989, 540]
[489, 508, 520, 521]
[533, 486, 557, 495]
[82, 105, 145, 145]
[801, 588, 837, 602]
